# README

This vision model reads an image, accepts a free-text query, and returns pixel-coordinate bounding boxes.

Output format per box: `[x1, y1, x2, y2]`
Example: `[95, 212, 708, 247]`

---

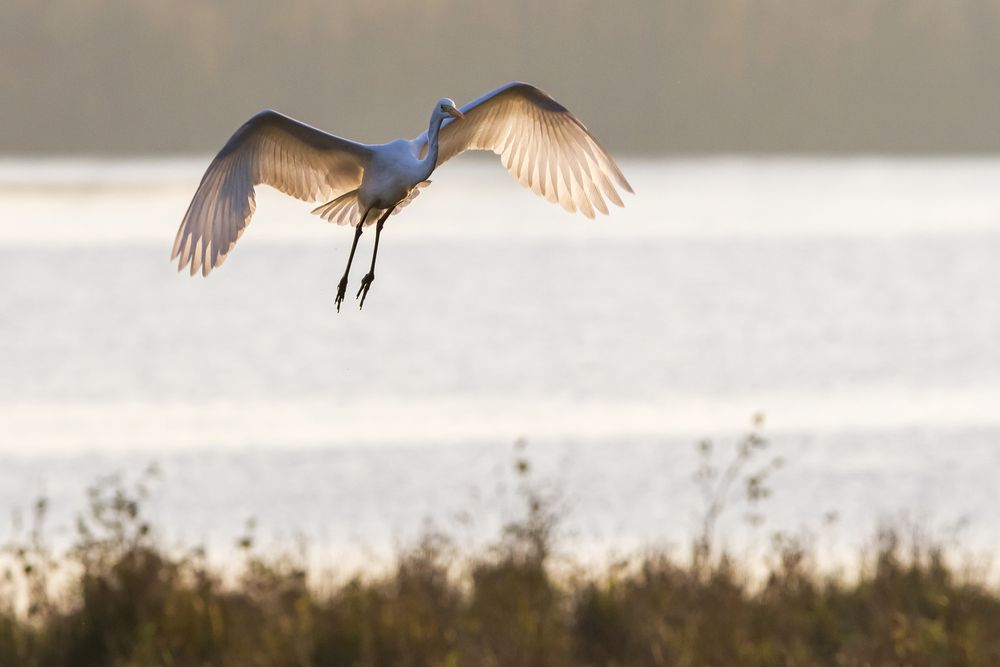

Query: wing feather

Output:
[417, 83, 632, 218]
[172, 109, 371, 276]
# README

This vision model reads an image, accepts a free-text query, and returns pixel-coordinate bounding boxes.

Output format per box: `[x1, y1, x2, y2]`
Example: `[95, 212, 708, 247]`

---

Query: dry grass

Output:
[2, 423, 998, 666]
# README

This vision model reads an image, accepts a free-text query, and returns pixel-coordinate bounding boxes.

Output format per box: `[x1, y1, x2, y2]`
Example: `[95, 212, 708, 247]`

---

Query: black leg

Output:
[335, 209, 370, 312]
[356, 207, 395, 309]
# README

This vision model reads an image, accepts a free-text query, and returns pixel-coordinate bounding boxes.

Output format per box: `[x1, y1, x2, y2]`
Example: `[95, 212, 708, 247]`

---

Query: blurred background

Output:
[5, 0, 1000, 155]
[1, 0, 999, 566]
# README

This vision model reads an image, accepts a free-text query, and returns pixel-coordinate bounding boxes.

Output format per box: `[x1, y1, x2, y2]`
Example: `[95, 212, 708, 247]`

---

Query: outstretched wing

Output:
[415, 82, 632, 218]
[172, 110, 372, 276]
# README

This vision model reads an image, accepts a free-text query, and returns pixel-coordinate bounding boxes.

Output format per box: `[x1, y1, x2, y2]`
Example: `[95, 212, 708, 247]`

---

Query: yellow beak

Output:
[448, 107, 465, 120]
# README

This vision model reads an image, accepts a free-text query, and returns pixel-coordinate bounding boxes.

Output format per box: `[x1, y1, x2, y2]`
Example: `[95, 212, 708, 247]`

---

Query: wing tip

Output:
[171, 241, 215, 277]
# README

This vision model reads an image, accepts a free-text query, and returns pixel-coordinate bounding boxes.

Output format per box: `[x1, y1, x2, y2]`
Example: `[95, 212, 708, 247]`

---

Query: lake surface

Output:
[0, 158, 998, 565]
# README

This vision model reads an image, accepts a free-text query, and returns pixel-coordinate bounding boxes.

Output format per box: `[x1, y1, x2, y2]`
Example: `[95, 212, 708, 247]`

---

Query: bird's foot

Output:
[356, 272, 375, 309]
[335, 276, 349, 312]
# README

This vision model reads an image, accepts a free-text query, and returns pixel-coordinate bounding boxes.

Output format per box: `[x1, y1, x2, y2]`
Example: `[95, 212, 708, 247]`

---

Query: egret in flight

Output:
[171, 82, 633, 310]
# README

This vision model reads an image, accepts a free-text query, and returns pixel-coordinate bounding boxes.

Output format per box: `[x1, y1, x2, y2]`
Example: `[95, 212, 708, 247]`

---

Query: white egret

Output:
[171, 82, 633, 310]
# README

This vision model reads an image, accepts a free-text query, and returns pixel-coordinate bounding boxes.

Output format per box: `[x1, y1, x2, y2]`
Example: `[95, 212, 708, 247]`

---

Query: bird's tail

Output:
[312, 181, 432, 226]
[311, 189, 362, 225]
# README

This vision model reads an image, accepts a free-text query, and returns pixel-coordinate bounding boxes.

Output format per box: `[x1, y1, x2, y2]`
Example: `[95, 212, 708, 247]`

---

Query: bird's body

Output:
[172, 82, 632, 309]
[358, 139, 429, 213]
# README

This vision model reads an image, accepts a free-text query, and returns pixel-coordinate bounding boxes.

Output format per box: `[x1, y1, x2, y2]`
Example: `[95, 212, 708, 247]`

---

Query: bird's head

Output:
[436, 98, 464, 120]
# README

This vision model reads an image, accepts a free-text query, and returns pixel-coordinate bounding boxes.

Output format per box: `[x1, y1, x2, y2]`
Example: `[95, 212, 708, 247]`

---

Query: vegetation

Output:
[2, 423, 998, 666]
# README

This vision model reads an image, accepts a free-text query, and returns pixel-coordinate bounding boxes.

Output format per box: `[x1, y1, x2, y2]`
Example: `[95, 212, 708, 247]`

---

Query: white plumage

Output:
[172, 82, 633, 308]
[414, 83, 631, 217]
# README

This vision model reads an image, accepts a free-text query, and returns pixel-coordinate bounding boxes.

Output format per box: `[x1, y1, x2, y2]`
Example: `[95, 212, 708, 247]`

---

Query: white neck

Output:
[419, 111, 446, 180]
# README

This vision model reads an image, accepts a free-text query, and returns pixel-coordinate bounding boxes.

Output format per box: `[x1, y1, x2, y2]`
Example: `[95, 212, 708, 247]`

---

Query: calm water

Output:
[0, 158, 998, 563]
